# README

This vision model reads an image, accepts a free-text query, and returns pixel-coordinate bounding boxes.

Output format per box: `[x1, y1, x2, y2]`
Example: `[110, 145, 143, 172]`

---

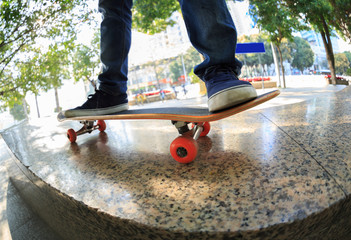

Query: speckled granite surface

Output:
[2, 87, 351, 239]
[262, 88, 351, 196]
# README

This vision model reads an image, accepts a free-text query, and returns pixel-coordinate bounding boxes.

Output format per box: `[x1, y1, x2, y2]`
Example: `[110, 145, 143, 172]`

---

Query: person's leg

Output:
[98, 0, 132, 96]
[178, 0, 257, 112]
[61, 0, 132, 117]
[178, 0, 239, 77]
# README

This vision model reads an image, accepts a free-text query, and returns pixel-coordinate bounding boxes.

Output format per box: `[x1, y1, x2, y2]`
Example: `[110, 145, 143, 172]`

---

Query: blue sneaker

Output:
[203, 65, 257, 112]
[60, 90, 128, 118]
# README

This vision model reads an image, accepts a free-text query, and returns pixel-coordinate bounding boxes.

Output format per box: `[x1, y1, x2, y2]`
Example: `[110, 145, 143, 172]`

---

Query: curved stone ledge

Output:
[2, 87, 351, 239]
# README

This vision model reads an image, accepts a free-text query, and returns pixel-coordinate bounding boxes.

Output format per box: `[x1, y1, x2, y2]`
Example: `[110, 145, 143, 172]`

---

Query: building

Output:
[300, 30, 340, 71]
[227, 0, 258, 37]
[128, 11, 191, 66]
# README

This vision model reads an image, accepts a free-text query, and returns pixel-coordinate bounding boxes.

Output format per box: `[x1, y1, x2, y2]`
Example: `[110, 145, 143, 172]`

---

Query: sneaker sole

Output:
[208, 85, 257, 112]
[62, 103, 129, 118]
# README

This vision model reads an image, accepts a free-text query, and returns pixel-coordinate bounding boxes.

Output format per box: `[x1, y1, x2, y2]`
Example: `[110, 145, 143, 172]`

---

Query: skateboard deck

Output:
[59, 90, 280, 164]
[58, 90, 280, 123]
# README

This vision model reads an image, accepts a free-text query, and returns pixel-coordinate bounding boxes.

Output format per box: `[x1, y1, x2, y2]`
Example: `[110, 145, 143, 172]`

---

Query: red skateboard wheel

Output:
[97, 120, 106, 132]
[170, 136, 198, 164]
[67, 129, 77, 143]
[192, 122, 211, 137]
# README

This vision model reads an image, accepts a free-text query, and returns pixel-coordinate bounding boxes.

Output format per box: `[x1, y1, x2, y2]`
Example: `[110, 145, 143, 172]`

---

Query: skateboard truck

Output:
[66, 120, 210, 164]
[171, 121, 206, 140]
[171, 121, 190, 134]
[170, 121, 211, 164]
[171, 121, 206, 139]
[66, 120, 106, 143]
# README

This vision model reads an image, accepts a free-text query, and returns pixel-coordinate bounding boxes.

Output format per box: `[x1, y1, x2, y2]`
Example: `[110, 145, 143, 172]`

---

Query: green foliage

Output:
[132, 0, 180, 34]
[249, 0, 306, 86]
[344, 51, 351, 63]
[188, 69, 200, 84]
[290, 37, 315, 73]
[4, 42, 72, 109]
[9, 102, 29, 121]
[169, 47, 201, 82]
[72, 31, 100, 87]
[42, 44, 72, 89]
[169, 59, 183, 82]
[284, 0, 333, 33]
[284, 0, 337, 83]
[0, 0, 91, 109]
[132, 0, 245, 34]
[237, 33, 273, 67]
[249, 0, 305, 44]
[237, 34, 314, 76]
[335, 53, 350, 75]
[327, 0, 351, 43]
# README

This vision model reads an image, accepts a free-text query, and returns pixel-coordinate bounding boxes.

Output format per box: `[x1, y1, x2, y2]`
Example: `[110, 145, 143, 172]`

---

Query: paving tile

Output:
[262, 87, 351, 194]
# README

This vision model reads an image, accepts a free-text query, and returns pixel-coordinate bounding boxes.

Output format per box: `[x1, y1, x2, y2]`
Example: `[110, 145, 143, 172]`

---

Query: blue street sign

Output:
[236, 42, 265, 54]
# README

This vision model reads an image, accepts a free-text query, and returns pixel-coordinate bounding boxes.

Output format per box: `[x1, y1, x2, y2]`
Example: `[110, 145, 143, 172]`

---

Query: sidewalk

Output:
[254, 84, 346, 110]
[0, 138, 62, 240]
[134, 81, 346, 111]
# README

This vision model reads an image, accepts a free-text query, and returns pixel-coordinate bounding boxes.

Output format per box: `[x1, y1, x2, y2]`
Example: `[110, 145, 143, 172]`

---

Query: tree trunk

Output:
[276, 45, 286, 88]
[35, 94, 40, 118]
[54, 87, 60, 113]
[22, 100, 28, 120]
[271, 42, 281, 87]
[319, 16, 336, 84]
[86, 76, 97, 91]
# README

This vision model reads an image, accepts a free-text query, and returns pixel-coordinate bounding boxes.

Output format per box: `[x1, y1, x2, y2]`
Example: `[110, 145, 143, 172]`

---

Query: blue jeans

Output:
[98, 0, 242, 96]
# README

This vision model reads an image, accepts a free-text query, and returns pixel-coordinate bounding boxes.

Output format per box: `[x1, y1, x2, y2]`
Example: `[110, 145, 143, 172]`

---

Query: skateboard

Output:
[58, 90, 280, 163]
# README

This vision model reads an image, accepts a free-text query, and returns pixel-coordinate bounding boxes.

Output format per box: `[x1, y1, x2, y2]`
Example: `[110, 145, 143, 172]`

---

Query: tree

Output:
[5, 48, 44, 111]
[290, 37, 315, 73]
[169, 47, 201, 83]
[182, 48, 202, 74]
[237, 34, 274, 77]
[132, 0, 180, 34]
[344, 51, 351, 63]
[335, 53, 350, 75]
[256, 34, 274, 68]
[249, 0, 305, 88]
[344, 51, 351, 75]
[284, 0, 338, 84]
[132, 0, 244, 34]
[72, 32, 100, 91]
[9, 102, 29, 121]
[188, 69, 201, 84]
[169, 60, 183, 83]
[43, 44, 72, 112]
[15, 43, 72, 115]
[0, 0, 91, 108]
[328, 0, 351, 43]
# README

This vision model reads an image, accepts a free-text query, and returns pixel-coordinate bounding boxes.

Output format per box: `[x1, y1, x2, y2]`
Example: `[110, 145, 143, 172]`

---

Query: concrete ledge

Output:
[326, 78, 349, 85]
[2, 86, 351, 239]
[251, 80, 277, 89]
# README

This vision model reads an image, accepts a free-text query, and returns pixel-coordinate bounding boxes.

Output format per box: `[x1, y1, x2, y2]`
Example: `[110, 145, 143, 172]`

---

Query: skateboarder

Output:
[61, 0, 257, 118]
